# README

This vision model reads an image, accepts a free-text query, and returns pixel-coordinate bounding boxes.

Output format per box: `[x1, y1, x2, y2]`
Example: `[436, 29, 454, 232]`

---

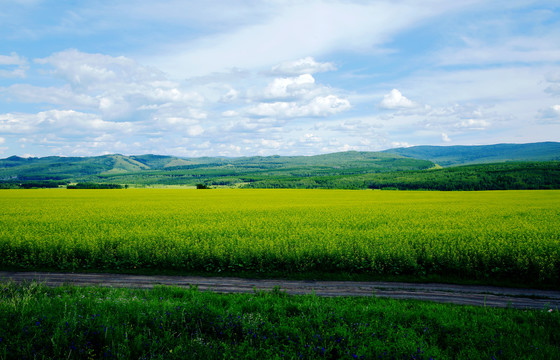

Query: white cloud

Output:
[455, 119, 489, 130]
[0, 110, 133, 135]
[0, 137, 5, 144]
[248, 95, 350, 118]
[28, 49, 205, 121]
[260, 139, 281, 149]
[307, 95, 351, 116]
[264, 74, 315, 99]
[379, 89, 417, 109]
[35, 49, 161, 89]
[441, 133, 451, 142]
[391, 141, 412, 148]
[388, 65, 558, 137]
[35, 50, 201, 104]
[0, 52, 28, 78]
[2, 49, 356, 156]
[0, 112, 40, 133]
[271, 57, 336, 75]
[3, 84, 97, 108]
[302, 133, 321, 143]
[221, 110, 238, 117]
[186, 124, 204, 136]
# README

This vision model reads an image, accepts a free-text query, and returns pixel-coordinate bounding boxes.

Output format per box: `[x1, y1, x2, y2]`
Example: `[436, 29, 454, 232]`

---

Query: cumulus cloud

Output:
[307, 95, 351, 116]
[152, 115, 207, 137]
[0, 52, 28, 78]
[35, 50, 202, 107]
[441, 133, 451, 142]
[264, 74, 316, 99]
[240, 62, 351, 120]
[248, 95, 350, 118]
[0, 49, 356, 157]
[271, 57, 336, 75]
[379, 89, 417, 109]
[186, 124, 204, 136]
[35, 49, 162, 89]
[29, 49, 204, 121]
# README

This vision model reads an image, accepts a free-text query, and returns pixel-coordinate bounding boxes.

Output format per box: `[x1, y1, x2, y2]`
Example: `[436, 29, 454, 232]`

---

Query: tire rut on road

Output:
[1, 271, 559, 310]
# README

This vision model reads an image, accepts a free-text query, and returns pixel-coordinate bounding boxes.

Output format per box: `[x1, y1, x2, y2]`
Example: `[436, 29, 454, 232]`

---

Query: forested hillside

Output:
[0, 151, 433, 187]
[383, 142, 560, 166]
[243, 162, 560, 190]
[2, 142, 560, 190]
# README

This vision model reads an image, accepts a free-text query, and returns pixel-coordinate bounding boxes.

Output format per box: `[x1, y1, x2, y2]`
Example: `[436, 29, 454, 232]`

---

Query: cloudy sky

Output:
[1, 0, 559, 157]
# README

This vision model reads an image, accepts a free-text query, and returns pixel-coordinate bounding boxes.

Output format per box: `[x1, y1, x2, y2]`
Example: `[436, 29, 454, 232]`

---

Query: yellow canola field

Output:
[1, 189, 559, 285]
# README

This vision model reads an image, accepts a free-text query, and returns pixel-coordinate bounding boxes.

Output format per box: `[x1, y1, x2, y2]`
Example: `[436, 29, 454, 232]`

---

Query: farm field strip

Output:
[1, 189, 559, 287]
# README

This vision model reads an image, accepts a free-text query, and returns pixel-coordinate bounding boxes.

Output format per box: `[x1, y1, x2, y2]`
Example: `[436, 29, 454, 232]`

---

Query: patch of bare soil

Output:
[1, 271, 559, 310]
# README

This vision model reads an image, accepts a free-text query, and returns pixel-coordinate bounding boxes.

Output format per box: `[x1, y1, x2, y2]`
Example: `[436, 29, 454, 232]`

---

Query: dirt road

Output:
[1, 271, 559, 310]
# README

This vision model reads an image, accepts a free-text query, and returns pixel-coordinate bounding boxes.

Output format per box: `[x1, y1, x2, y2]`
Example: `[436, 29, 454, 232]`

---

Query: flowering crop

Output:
[0, 189, 559, 286]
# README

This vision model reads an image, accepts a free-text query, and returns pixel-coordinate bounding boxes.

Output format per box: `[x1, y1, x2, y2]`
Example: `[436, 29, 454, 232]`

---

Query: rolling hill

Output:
[383, 142, 560, 166]
[0, 151, 433, 185]
[1, 142, 559, 189]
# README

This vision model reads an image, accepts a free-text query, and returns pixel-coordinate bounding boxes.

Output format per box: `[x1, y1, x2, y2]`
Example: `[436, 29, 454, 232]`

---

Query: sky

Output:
[0, 0, 559, 158]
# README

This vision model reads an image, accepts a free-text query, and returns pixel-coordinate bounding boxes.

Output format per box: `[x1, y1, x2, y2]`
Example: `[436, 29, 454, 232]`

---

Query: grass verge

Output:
[0, 281, 558, 359]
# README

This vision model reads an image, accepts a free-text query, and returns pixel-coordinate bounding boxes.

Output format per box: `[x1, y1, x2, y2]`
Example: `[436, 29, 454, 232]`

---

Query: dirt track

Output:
[1, 271, 559, 310]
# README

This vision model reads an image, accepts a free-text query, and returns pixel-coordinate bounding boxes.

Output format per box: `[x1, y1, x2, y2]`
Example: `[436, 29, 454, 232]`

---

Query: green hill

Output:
[2, 142, 560, 190]
[383, 142, 560, 166]
[0, 151, 433, 186]
[242, 161, 560, 190]
[0, 154, 159, 181]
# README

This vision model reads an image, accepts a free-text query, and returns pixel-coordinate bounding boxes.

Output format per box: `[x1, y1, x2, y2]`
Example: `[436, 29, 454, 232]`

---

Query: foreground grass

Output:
[1, 189, 559, 288]
[0, 282, 558, 359]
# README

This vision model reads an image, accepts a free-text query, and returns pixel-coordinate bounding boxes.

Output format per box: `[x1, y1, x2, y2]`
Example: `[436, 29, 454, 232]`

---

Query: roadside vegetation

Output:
[0, 281, 558, 359]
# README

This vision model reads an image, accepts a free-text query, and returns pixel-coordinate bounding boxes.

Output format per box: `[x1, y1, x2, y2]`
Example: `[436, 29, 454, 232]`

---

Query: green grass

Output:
[0, 281, 558, 359]
[1, 189, 559, 287]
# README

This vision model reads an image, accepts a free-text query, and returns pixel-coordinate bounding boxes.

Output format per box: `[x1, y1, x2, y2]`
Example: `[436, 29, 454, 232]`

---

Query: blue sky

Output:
[1, 0, 559, 157]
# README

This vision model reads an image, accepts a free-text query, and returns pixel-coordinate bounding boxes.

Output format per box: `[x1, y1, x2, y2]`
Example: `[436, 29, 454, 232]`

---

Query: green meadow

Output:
[0, 281, 558, 359]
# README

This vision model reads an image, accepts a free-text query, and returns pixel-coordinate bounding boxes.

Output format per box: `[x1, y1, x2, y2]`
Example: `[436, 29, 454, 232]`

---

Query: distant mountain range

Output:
[383, 142, 560, 166]
[0, 151, 433, 183]
[1, 142, 559, 188]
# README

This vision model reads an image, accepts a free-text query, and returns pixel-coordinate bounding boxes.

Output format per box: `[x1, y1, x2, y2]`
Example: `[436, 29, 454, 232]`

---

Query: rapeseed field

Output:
[1, 189, 558, 286]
